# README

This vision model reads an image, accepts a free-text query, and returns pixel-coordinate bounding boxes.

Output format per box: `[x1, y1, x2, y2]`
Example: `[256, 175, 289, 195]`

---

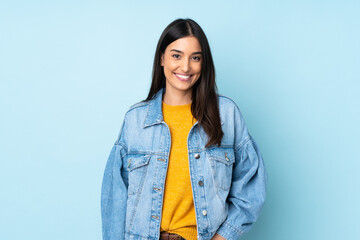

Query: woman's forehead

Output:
[166, 36, 202, 53]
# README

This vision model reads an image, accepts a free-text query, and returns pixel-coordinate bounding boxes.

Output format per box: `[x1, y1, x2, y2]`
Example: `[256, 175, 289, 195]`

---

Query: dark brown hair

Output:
[142, 18, 223, 148]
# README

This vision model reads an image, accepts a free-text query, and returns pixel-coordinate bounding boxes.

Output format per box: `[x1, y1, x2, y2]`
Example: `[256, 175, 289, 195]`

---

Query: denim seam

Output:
[223, 220, 243, 235]
[128, 101, 150, 112]
[115, 141, 127, 151]
[235, 135, 251, 152]
[128, 163, 149, 230]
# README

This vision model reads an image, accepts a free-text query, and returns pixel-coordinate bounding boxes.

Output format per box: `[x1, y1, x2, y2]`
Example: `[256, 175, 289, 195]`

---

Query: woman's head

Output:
[145, 18, 223, 148]
[148, 18, 216, 97]
[160, 36, 202, 97]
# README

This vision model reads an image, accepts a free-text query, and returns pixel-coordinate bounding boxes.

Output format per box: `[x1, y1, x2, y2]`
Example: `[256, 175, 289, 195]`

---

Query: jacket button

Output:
[225, 152, 230, 161]
[202, 210, 207, 216]
[198, 180, 204, 186]
[194, 153, 200, 159]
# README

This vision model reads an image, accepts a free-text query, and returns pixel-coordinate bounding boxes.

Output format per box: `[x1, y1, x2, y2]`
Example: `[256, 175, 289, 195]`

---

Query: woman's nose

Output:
[180, 59, 191, 72]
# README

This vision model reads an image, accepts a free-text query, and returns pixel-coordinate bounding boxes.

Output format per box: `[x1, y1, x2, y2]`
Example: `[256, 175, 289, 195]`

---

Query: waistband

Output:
[160, 231, 186, 240]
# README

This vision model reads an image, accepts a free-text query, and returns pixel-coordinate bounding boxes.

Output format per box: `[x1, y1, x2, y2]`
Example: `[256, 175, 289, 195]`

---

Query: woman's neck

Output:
[162, 87, 192, 106]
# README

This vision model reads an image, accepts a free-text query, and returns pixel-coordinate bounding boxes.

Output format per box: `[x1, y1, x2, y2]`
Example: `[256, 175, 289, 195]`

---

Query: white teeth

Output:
[175, 73, 191, 79]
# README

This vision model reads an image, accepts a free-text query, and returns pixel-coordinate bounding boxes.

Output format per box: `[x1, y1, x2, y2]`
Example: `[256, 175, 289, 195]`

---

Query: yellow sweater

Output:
[160, 100, 198, 240]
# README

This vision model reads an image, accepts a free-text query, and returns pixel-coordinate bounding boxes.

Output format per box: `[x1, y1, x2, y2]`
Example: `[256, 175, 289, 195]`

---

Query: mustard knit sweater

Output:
[160, 100, 198, 240]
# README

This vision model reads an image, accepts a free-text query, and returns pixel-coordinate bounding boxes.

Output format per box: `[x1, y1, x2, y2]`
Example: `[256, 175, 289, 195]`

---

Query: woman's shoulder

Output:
[121, 99, 154, 123]
[217, 93, 241, 110]
[127, 100, 150, 112]
[217, 93, 247, 125]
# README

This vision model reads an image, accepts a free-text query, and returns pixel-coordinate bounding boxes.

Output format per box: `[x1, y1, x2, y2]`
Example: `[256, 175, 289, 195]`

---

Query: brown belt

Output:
[160, 231, 186, 240]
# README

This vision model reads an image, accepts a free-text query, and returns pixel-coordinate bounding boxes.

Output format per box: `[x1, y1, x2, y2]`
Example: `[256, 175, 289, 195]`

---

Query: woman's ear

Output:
[161, 53, 164, 66]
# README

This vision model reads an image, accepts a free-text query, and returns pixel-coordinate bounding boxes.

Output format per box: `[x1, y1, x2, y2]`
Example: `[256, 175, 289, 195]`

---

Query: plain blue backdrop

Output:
[1, 1, 359, 239]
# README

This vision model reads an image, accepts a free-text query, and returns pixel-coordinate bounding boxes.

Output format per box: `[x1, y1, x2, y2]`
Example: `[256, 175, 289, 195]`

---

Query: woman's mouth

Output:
[174, 73, 193, 81]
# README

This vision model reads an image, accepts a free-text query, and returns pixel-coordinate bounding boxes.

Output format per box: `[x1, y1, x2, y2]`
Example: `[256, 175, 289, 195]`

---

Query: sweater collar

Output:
[143, 87, 199, 128]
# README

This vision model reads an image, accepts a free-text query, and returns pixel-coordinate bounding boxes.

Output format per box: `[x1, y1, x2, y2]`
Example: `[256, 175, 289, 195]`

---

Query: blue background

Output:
[1, 1, 359, 239]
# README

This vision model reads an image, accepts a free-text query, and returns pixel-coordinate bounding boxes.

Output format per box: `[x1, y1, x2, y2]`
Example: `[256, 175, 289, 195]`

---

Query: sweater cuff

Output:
[216, 220, 244, 240]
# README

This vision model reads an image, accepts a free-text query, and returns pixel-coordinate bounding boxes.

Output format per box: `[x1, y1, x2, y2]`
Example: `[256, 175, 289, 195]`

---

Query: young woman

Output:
[101, 18, 267, 240]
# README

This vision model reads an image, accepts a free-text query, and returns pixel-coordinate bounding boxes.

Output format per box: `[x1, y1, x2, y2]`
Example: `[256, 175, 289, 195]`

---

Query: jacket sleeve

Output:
[215, 107, 268, 240]
[101, 118, 128, 240]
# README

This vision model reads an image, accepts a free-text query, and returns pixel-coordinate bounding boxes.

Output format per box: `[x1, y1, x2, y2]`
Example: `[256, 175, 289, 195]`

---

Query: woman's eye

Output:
[192, 56, 201, 61]
[172, 54, 180, 59]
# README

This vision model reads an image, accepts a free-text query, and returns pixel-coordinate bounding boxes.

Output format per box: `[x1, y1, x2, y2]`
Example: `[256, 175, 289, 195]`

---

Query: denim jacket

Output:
[101, 87, 267, 240]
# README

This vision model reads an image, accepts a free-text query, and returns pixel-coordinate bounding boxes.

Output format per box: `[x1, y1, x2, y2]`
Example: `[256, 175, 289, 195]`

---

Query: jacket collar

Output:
[143, 87, 166, 128]
[143, 87, 200, 128]
[142, 87, 224, 128]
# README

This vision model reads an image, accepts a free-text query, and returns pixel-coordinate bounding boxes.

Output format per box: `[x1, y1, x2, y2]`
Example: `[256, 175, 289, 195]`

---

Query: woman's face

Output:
[161, 36, 202, 95]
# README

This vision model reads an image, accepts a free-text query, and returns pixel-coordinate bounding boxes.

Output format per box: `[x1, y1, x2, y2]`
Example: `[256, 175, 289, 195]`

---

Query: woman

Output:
[101, 18, 267, 240]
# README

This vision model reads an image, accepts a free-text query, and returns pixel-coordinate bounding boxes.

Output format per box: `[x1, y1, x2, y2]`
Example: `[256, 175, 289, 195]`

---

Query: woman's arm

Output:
[215, 135, 267, 240]
[101, 118, 128, 240]
[214, 104, 268, 240]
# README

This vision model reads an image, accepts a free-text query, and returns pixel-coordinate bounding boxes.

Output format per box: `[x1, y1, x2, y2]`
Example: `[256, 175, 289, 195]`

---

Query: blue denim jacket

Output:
[101, 87, 267, 240]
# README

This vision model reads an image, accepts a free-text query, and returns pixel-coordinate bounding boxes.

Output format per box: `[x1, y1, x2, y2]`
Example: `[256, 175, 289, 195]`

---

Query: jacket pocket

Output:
[126, 154, 151, 195]
[208, 148, 235, 191]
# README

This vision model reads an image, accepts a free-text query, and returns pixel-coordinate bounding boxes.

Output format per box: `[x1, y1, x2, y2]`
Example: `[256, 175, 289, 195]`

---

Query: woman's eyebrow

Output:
[170, 49, 203, 55]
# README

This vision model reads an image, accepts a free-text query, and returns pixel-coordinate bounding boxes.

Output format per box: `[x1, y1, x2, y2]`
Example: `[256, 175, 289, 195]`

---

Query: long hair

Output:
[143, 18, 223, 148]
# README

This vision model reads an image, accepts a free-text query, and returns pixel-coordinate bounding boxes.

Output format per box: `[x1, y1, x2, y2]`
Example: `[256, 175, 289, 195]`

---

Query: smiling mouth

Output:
[174, 73, 193, 80]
